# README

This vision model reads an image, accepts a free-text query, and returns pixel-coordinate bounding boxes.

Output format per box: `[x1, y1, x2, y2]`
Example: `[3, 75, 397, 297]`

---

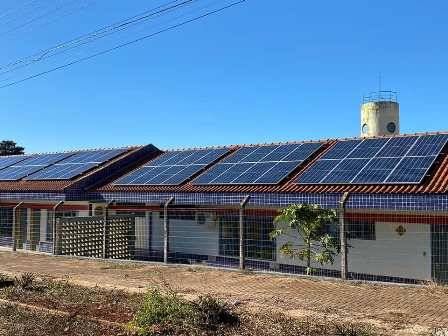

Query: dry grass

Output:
[0, 303, 131, 336]
[0, 274, 142, 324]
[226, 310, 376, 336]
[0, 273, 380, 336]
[423, 281, 448, 296]
[2, 252, 448, 335]
[100, 262, 145, 271]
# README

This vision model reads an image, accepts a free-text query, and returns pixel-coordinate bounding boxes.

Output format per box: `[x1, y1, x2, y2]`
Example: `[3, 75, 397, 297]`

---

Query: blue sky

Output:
[1, 0, 447, 153]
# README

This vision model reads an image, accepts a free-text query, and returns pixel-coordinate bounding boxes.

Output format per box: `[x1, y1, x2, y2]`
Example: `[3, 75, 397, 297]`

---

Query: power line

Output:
[0, 0, 194, 74]
[0, 0, 91, 37]
[12, 0, 97, 35]
[0, 0, 246, 90]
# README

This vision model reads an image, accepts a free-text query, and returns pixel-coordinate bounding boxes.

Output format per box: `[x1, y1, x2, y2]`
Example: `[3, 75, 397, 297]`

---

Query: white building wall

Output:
[135, 212, 150, 251]
[40, 210, 48, 242]
[152, 213, 220, 256]
[349, 221, 431, 280]
[152, 212, 164, 252]
[143, 213, 433, 281]
[277, 221, 432, 281]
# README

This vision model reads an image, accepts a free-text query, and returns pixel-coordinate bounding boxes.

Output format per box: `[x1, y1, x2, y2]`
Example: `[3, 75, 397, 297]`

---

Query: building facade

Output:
[0, 133, 447, 284]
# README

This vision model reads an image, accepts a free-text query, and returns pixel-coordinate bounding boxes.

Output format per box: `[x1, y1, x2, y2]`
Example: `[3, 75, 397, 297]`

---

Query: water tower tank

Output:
[361, 91, 399, 137]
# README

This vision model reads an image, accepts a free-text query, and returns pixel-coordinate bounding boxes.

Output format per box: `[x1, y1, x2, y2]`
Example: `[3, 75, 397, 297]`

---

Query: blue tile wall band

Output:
[2, 190, 448, 212]
[92, 192, 448, 212]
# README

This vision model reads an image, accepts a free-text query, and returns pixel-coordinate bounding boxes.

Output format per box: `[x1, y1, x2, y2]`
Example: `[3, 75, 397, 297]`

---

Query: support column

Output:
[12, 202, 24, 252]
[239, 196, 250, 271]
[103, 200, 115, 259]
[163, 197, 175, 264]
[339, 192, 350, 280]
[52, 201, 64, 255]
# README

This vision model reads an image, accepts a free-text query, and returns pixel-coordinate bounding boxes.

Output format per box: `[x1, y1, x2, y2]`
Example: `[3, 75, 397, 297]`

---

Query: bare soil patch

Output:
[0, 279, 141, 323]
[0, 302, 130, 336]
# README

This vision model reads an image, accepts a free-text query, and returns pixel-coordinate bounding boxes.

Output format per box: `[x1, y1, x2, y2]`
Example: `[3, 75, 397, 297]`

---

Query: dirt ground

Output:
[1, 251, 448, 335]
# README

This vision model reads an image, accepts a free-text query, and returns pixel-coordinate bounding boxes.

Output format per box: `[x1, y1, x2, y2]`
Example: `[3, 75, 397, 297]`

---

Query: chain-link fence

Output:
[1, 199, 447, 284]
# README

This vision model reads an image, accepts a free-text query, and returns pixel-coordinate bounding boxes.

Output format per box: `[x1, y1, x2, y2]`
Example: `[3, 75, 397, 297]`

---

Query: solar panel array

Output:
[114, 148, 230, 185]
[0, 153, 71, 180]
[26, 149, 127, 180]
[296, 134, 448, 185]
[0, 156, 29, 170]
[193, 143, 323, 185]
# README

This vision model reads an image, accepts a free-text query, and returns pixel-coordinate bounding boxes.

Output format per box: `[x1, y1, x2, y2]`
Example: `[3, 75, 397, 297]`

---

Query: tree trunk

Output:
[306, 237, 311, 275]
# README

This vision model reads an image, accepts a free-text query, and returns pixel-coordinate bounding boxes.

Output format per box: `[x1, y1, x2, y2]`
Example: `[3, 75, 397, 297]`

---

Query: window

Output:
[324, 221, 340, 240]
[347, 219, 375, 240]
[362, 123, 369, 134]
[219, 215, 276, 261]
[0, 208, 13, 237]
[387, 122, 396, 133]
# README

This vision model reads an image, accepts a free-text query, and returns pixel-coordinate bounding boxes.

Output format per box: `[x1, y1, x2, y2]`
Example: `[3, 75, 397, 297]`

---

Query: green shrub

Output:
[130, 289, 194, 335]
[130, 290, 240, 336]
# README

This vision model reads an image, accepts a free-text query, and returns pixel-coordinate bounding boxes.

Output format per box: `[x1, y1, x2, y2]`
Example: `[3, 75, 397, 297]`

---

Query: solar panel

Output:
[0, 156, 29, 170]
[193, 142, 323, 185]
[322, 159, 370, 184]
[114, 148, 230, 185]
[352, 157, 400, 184]
[0, 153, 72, 181]
[26, 149, 127, 180]
[296, 134, 448, 185]
[320, 140, 359, 159]
[59, 149, 126, 164]
[347, 138, 389, 158]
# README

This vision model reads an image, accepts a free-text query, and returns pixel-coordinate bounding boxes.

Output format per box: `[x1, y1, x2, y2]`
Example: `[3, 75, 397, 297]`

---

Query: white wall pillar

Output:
[40, 210, 48, 242]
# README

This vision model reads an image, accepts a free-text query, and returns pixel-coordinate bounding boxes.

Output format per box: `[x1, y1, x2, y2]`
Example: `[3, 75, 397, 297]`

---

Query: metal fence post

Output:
[52, 201, 64, 255]
[239, 196, 250, 270]
[163, 197, 175, 264]
[339, 192, 350, 280]
[12, 202, 24, 252]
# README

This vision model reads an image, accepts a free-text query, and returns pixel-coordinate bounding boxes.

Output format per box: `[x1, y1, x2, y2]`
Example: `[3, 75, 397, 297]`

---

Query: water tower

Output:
[361, 90, 399, 137]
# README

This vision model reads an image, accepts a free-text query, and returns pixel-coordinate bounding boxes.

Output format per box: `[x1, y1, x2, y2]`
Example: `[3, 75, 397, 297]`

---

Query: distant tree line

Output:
[0, 140, 25, 156]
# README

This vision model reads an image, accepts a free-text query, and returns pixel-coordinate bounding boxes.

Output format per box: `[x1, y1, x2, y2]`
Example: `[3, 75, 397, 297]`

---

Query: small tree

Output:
[0, 140, 24, 156]
[270, 204, 339, 275]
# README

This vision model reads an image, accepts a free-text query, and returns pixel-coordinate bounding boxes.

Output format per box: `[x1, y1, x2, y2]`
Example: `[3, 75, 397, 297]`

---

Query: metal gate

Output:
[55, 215, 135, 260]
